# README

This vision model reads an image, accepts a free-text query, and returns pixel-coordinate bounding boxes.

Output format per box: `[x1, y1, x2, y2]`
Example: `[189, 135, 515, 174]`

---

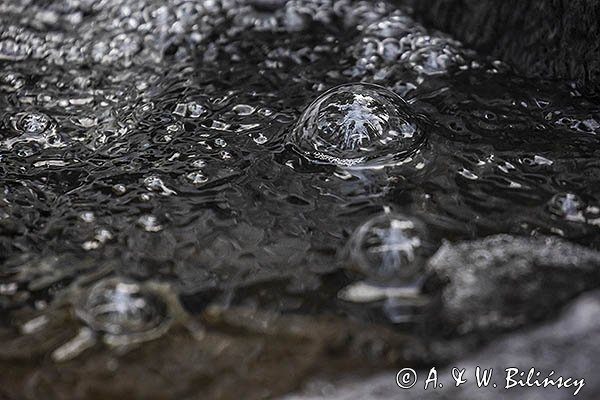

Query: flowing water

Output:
[1, 0, 600, 399]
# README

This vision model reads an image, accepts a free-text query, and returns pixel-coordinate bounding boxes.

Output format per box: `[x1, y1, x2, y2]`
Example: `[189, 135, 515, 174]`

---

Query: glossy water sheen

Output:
[1, 0, 600, 398]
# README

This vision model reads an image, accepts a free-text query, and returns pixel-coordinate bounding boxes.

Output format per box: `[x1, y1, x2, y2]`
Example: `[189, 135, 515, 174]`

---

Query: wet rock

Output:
[426, 234, 600, 335]
[283, 289, 600, 399]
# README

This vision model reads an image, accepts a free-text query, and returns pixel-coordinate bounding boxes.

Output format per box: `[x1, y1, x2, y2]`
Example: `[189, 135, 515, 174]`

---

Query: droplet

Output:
[75, 278, 173, 345]
[344, 213, 428, 280]
[289, 83, 426, 167]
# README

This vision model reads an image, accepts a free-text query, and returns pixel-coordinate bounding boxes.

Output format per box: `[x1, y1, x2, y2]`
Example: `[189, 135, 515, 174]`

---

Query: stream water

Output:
[1, 1, 599, 399]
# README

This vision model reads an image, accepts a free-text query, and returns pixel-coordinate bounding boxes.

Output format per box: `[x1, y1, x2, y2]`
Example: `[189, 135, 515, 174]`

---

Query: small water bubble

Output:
[258, 107, 274, 117]
[253, 133, 268, 144]
[232, 104, 256, 116]
[173, 103, 187, 117]
[82, 228, 112, 250]
[75, 278, 173, 345]
[214, 138, 227, 147]
[186, 171, 208, 185]
[143, 175, 177, 196]
[344, 213, 428, 281]
[289, 83, 426, 167]
[220, 150, 233, 160]
[191, 159, 206, 168]
[79, 211, 95, 223]
[2, 111, 63, 150]
[187, 101, 207, 118]
[112, 184, 127, 195]
[82, 241, 100, 251]
[166, 123, 183, 133]
[209, 120, 231, 131]
[10, 112, 54, 135]
[95, 228, 112, 242]
[137, 215, 163, 232]
[547, 193, 586, 222]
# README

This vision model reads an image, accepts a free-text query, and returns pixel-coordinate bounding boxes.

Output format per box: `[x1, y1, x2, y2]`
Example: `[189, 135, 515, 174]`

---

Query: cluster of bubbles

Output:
[289, 83, 426, 168]
[0, 0, 230, 66]
[224, 0, 392, 33]
[0, 0, 406, 68]
[351, 11, 474, 81]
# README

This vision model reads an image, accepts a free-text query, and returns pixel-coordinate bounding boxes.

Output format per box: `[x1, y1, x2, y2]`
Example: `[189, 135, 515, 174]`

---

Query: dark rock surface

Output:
[405, 0, 600, 92]
[425, 234, 600, 335]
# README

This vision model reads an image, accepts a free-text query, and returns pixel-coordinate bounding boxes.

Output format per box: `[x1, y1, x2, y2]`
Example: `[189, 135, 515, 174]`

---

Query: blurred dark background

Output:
[404, 0, 600, 93]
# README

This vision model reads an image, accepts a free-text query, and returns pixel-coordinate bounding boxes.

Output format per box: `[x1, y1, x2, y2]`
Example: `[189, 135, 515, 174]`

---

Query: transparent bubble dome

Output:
[75, 278, 173, 344]
[3, 112, 55, 136]
[345, 213, 427, 280]
[289, 83, 426, 168]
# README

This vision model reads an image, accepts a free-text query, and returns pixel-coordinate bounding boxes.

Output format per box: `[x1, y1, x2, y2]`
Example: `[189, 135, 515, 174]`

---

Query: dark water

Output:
[1, 0, 600, 399]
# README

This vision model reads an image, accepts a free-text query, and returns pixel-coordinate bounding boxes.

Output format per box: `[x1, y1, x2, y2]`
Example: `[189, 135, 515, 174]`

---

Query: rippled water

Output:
[1, 0, 600, 398]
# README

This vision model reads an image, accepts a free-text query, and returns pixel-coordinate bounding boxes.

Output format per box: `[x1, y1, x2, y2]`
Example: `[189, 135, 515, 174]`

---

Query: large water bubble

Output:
[289, 83, 426, 168]
[75, 278, 173, 345]
[344, 213, 428, 281]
